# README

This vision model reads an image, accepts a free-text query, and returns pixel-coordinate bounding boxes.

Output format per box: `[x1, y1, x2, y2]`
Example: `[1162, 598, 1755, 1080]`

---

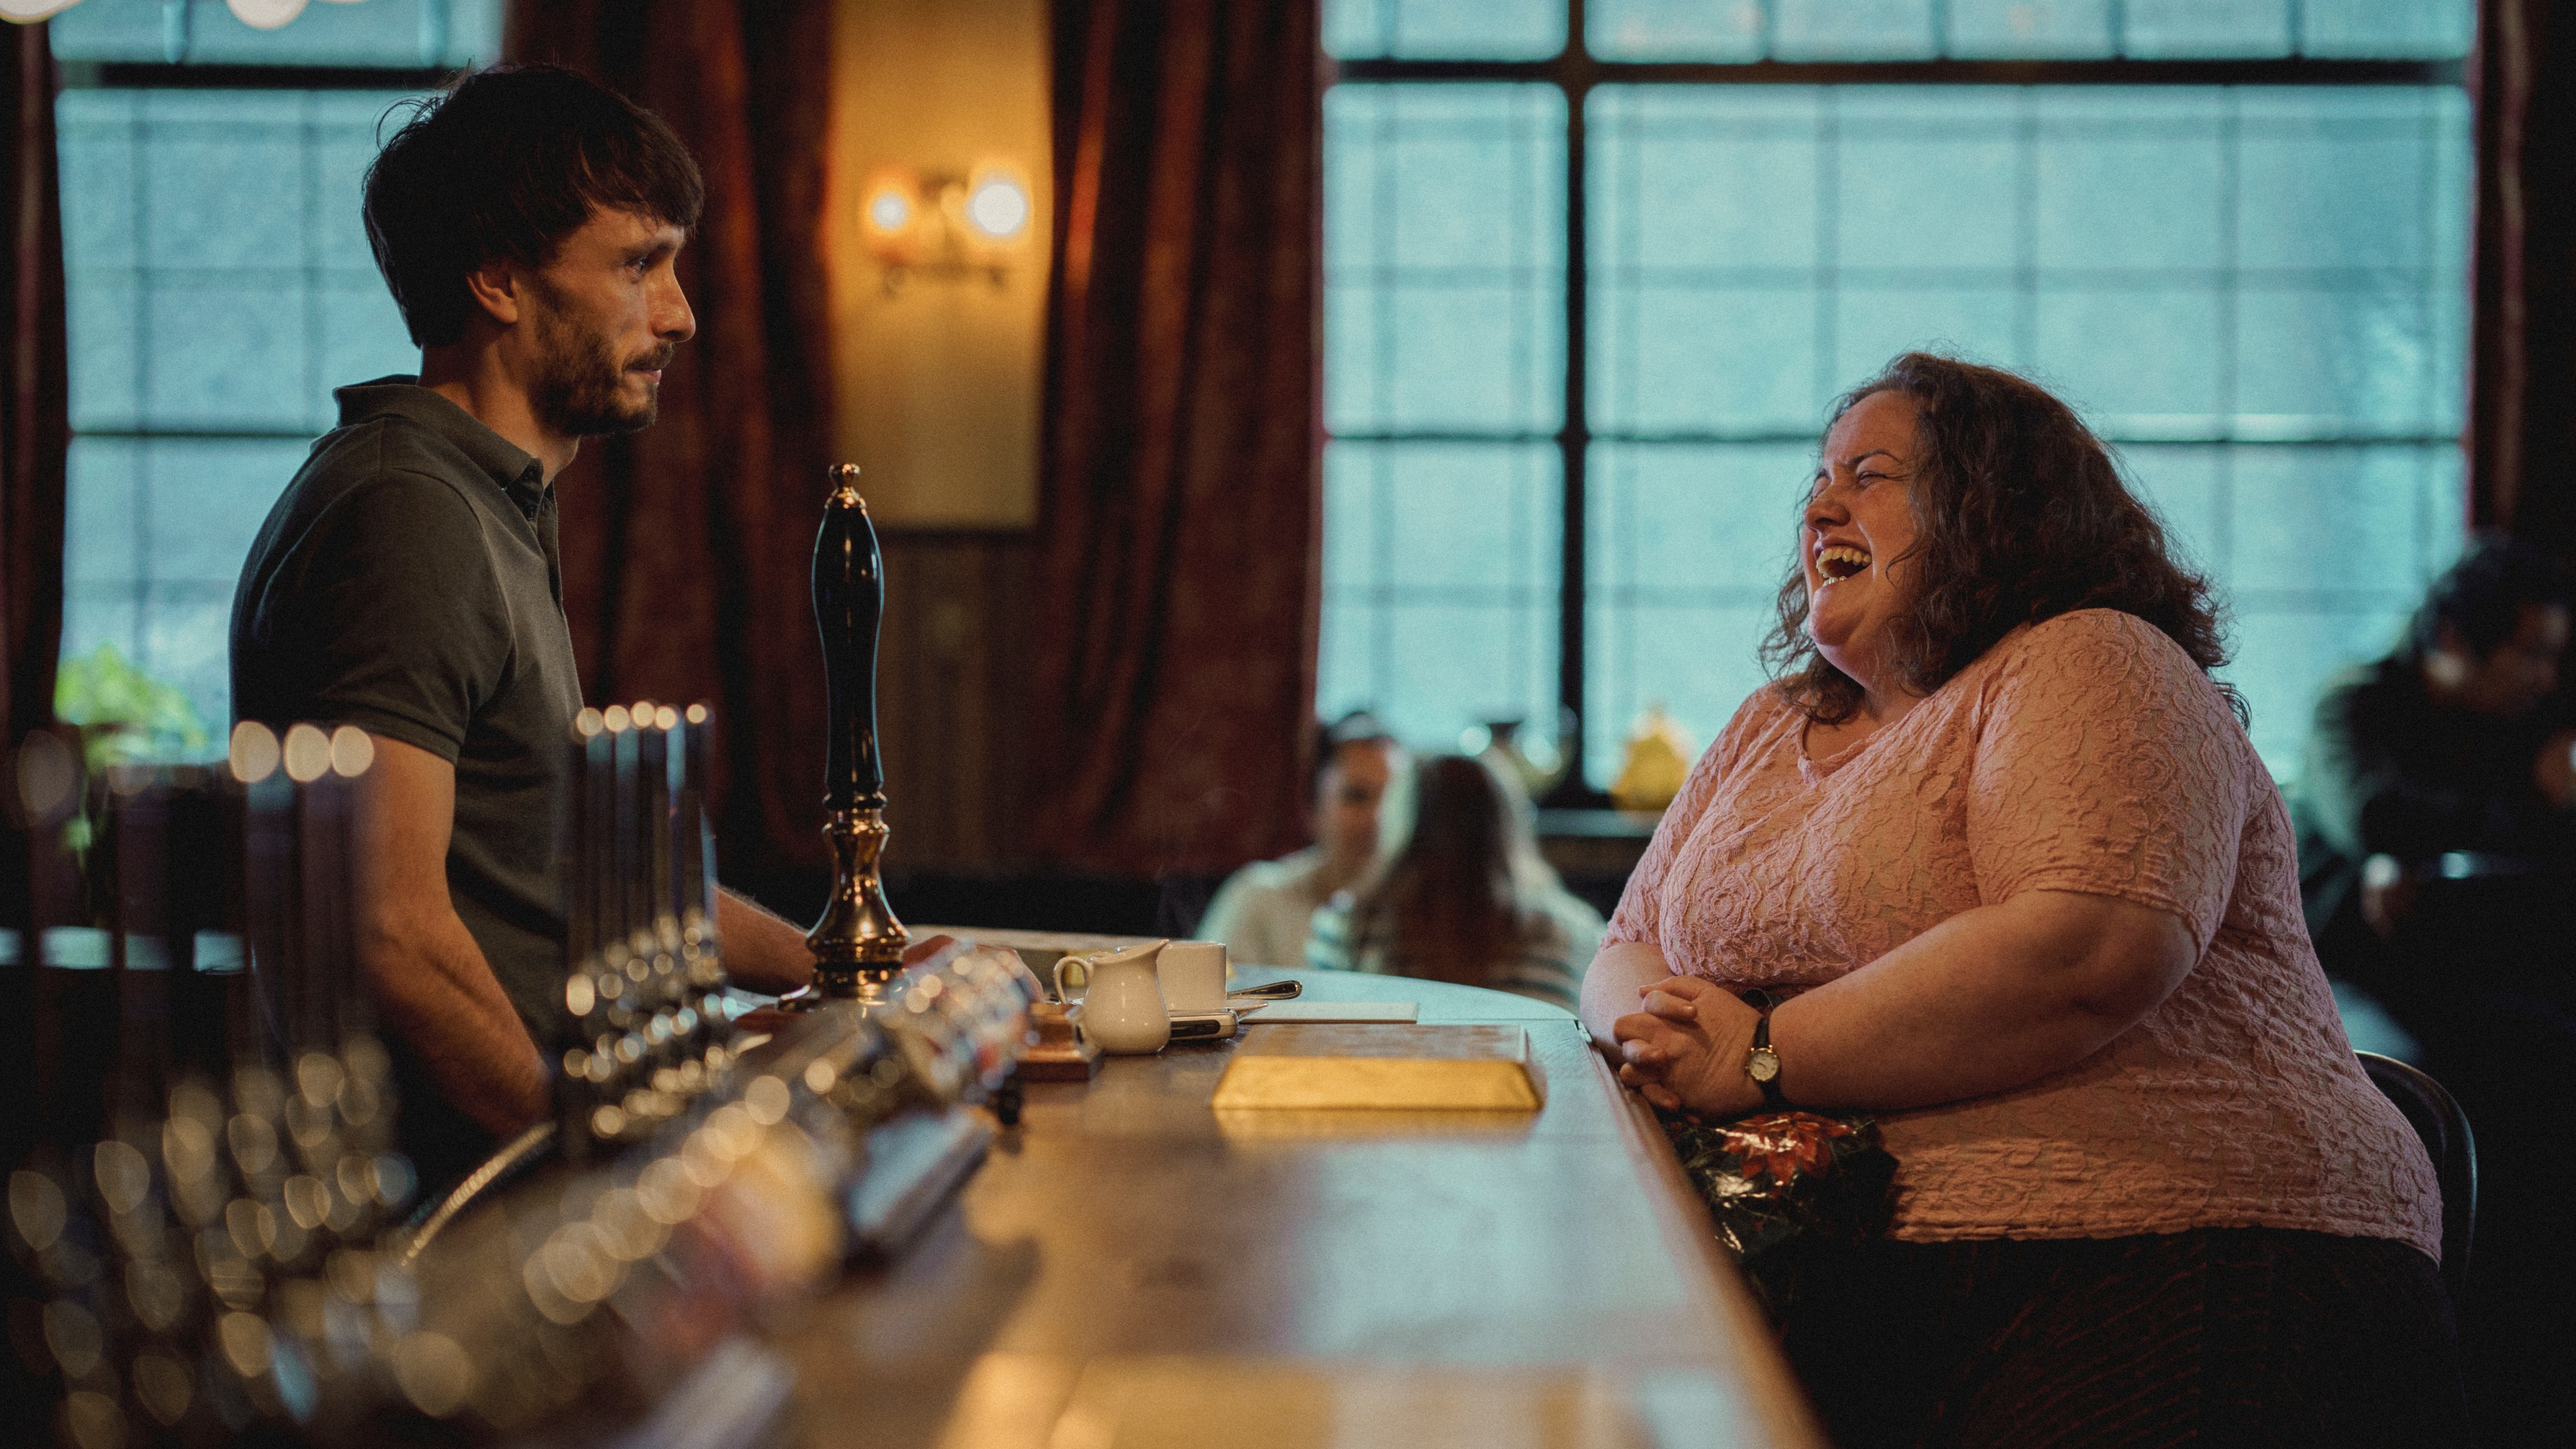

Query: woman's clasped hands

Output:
[1613, 976, 1770, 1119]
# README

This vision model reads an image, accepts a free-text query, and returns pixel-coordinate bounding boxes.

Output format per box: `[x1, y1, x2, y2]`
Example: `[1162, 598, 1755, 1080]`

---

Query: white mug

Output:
[1158, 940, 1229, 1014]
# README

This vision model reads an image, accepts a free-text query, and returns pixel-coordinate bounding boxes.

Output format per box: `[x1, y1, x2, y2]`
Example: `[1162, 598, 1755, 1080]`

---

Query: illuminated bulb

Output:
[329, 724, 375, 778]
[867, 187, 912, 233]
[227, 0, 311, 29]
[14, 731, 76, 816]
[964, 176, 1030, 240]
[228, 722, 281, 785]
[282, 723, 332, 783]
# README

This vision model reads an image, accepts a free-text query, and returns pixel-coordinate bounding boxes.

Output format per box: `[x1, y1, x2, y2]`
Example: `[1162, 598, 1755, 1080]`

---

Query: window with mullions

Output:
[1318, 0, 2475, 791]
[50, 0, 501, 749]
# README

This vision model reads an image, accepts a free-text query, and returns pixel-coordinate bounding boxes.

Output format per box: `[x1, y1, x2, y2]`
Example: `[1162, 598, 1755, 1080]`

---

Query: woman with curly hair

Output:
[1583, 354, 2463, 1447]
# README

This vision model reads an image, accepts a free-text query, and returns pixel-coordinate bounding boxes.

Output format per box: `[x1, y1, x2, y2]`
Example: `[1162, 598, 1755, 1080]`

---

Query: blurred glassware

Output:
[1460, 715, 1567, 798]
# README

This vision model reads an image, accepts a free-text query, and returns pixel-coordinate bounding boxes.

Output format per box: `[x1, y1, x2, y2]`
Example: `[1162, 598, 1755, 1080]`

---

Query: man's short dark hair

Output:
[2410, 532, 2573, 661]
[363, 65, 705, 348]
[1311, 711, 1396, 798]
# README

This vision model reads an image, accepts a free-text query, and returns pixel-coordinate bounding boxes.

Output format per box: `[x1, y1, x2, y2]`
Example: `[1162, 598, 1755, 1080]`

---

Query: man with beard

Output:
[231, 66, 851, 1187]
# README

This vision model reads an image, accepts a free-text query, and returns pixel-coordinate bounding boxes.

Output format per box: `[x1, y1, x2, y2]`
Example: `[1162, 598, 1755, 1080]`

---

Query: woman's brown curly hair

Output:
[1762, 352, 2242, 724]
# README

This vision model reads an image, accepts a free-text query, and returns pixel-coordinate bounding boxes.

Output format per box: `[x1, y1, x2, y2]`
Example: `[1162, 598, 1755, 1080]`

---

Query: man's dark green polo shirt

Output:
[232, 379, 582, 1059]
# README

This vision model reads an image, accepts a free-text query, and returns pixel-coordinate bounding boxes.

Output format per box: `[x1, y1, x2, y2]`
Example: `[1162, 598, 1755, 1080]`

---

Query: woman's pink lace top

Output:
[1607, 610, 2442, 1257]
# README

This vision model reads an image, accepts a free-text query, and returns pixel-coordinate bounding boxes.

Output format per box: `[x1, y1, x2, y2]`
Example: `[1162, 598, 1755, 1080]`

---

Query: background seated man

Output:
[2291, 530, 2576, 1444]
[1197, 711, 1401, 968]
[2294, 532, 2576, 1017]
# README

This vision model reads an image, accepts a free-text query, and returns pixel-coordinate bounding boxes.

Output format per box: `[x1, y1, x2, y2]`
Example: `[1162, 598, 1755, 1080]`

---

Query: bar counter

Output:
[769, 948, 1825, 1449]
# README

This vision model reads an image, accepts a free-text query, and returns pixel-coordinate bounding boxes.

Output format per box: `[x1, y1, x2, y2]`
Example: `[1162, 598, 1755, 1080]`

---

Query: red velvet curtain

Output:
[2471, 0, 2576, 552]
[2, 20, 65, 745]
[504, 2, 838, 874]
[1031, 0, 1323, 875]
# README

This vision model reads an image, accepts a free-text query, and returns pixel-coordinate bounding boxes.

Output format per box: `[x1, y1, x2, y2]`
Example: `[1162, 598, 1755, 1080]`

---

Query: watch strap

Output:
[1742, 989, 1786, 1110]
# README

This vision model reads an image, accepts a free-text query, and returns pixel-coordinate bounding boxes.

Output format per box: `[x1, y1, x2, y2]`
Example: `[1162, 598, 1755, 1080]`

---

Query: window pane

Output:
[2120, 0, 2293, 59]
[2021, 92, 2224, 432]
[62, 89, 418, 436]
[1587, 0, 1767, 62]
[1577, 436, 2465, 783]
[1578, 83, 2469, 780]
[1588, 87, 1827, 436]
[1584, 442, 1804, 783]
[2300, 0, 2476, 60]
[1946, 0, 2115, 58]
[1317, 443, 1562, 754]
[59, 88, 433, 740]
[49, 0, 501, 68]
[1591, 87, 2037, 435]
[2232, 89, 2471, 438]
[62, 437, 313, 739]
[1772, 0, 1937, 61]
[1326, 85, 1566, 435]
[1591, 85, 2467, 439]
[1323, 0, 1564, 60]
[2126, 442, 2465, 769]
[2117, 444, 2400, 774]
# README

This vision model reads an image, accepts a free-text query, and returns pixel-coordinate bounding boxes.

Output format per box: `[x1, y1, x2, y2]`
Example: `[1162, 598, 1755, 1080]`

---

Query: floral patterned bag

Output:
[1659, 1109, 1899, 1316]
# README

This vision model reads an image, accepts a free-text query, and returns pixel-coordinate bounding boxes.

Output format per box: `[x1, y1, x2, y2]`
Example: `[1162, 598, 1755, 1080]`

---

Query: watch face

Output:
[1747, 1048, 1781, 1083]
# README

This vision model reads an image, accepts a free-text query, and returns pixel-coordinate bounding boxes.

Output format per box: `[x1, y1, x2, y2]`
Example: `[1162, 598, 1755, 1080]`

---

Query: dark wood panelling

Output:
[874, 532, 1039, 870]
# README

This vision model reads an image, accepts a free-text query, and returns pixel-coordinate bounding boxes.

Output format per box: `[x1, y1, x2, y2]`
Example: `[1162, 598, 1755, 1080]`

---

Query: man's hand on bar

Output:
[714, 888, 955, 996]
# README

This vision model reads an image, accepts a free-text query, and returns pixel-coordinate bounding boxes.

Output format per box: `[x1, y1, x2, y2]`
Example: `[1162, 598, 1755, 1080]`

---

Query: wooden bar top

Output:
[773, 958, 1823, 1449]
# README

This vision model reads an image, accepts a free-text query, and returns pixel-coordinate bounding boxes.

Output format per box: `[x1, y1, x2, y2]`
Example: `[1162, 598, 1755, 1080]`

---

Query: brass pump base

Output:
[804, 804, 909, 1005]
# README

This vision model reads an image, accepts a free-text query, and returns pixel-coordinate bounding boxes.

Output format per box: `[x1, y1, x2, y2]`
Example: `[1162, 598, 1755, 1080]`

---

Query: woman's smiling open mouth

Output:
[1816, 544, 1872, 583]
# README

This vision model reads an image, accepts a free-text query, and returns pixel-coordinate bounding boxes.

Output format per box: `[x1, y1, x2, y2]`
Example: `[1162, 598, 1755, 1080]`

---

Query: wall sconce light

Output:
[859, 162, 1033, 294]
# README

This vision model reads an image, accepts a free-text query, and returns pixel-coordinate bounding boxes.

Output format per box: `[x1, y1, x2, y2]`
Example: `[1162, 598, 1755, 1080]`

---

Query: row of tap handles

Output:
[4, 473, 1037, 1444]
[556, 700, 739, 1156]
[4, 723, 420, 1446]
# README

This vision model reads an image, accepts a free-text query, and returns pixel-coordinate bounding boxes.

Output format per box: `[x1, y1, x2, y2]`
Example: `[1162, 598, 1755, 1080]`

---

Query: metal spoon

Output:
[1225, 979, 1302, 1003]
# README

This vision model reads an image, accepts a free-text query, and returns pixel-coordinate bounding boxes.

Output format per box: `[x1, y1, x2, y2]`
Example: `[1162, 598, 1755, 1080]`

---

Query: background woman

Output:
[1308, 753, 1601, 1009]
[1584, 353, 2461, 1447]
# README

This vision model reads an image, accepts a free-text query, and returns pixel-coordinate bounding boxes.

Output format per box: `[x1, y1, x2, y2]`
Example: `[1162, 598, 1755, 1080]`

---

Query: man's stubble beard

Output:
[528, 286, 665, 439]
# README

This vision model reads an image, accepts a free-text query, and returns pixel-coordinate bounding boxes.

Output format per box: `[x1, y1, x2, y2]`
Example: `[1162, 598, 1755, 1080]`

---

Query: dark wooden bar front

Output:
[771, 955, 1824, 1448]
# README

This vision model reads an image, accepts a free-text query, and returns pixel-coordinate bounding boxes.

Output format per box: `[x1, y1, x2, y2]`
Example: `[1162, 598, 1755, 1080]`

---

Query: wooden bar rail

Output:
[768, 952, 1824, 1449]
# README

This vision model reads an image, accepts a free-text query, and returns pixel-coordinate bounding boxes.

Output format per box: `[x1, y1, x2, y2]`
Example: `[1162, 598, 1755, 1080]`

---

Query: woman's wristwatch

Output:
[1740, 989, 1786, 1109]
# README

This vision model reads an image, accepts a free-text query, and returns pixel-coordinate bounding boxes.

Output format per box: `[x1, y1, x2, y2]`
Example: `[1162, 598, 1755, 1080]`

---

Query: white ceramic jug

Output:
[1054, 939, 1171, 1054]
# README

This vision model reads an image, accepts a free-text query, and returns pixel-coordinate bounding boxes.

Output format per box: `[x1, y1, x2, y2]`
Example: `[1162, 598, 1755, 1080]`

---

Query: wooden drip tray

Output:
[1209, 1023, 1546, 1111]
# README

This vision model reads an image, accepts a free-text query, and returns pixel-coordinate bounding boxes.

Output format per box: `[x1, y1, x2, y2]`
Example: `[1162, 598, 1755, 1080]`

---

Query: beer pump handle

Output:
[804, 466, 908, 999]
[815, 466, 887, 810]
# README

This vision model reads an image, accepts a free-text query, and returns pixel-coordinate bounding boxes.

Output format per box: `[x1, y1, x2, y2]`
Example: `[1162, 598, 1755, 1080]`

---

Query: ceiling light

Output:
[227, 0, 311, 29]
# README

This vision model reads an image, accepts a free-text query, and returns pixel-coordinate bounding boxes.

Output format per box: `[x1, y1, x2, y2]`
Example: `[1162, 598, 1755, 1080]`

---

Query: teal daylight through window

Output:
[1318, 0, 2475, 790]
[51, 0, 501, 749]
